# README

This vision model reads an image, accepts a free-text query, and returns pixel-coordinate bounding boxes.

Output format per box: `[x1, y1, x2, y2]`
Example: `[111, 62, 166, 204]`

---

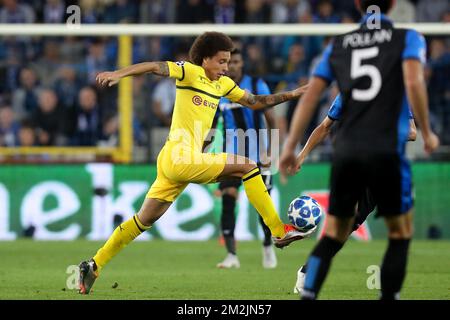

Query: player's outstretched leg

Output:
[301, 215, 351, 300]
[78, 198, 171, 294]
[218, 155, 306, 249]
[295, 196, 372, 295]
[259, 216, 277, 268]
[380, 211, 413, 300]
[78, 259, 98, 295]
[217, 186, 240, 269]
[294, 265, 307, 294]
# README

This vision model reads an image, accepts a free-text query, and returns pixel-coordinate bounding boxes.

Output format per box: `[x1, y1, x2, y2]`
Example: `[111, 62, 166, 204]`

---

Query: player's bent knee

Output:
[222, 187, 238, 198]
[242, 160, 257, 174]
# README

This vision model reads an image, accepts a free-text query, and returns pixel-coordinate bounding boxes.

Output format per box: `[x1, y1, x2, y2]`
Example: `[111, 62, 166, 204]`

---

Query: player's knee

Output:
[387, 224, 412, 239]
[242, 159, 257, 175]
[222, 187, 238, 198]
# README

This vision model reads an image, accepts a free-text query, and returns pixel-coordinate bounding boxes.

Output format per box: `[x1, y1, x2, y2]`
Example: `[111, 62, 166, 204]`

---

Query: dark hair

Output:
[189, 32, 234, 66]
[231, 48, 242, 56]
[20, 118, 35, 129]
[358, 0, 394, 14]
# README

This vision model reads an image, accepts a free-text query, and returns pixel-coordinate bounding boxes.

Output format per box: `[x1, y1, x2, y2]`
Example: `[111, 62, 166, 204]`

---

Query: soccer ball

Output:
[287, 195, 323, 232]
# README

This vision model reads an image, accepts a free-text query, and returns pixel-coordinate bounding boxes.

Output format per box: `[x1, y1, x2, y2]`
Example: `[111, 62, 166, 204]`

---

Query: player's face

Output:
[203, 51, 230, 81]
[227, 53, 244, 81]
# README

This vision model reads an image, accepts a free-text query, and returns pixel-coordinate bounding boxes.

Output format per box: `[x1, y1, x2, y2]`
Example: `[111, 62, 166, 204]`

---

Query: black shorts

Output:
[219, 172, 273, 192]
[353, 188, 377, 230]
[329, 153, 413, 219]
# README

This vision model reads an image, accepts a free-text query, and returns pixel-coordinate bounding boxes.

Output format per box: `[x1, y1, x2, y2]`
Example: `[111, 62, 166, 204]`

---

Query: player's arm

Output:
[295, 116, 334, 172]
[237, 84, 309, 110]
[408, 119, 417, 141]
[96, 62, 170, 87]
[403, 59, 438, 152]
[279, 77, 328, 176]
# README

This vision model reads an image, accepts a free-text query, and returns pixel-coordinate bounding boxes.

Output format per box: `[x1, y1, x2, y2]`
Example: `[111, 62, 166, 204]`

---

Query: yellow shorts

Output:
[146, 143, 228, 202]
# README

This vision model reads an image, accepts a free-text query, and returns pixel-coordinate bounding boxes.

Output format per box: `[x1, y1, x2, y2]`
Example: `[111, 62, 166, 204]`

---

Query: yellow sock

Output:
[93, 214, 150, 271]
[242, 168, 285, 238]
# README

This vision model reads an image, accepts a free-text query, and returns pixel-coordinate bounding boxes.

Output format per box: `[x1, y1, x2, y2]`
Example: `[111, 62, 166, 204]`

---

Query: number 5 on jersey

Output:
[351, 47, 382, 101]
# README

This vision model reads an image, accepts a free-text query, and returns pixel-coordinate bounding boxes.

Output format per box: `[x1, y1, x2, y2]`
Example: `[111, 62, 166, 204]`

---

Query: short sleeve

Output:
[402, 30, 427, 64]
[312, 43, 335, 83]
[327, 94, 343, 120]
[166, 61, 185, 80]
[166, 61, 199, 84]
[222, 76, 246, 102]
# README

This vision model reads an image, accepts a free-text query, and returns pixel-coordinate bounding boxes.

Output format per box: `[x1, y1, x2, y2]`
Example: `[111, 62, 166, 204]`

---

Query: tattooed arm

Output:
[96, 62, 169, 87]
[237, 84, 309, 110]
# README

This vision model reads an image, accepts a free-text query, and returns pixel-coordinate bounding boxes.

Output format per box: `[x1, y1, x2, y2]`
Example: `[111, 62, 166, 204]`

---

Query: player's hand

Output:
[96, 71, 121, 87]
[423, 132, 439, 154]
[294, 155, 305, 173]
[279, 149, 297, 177]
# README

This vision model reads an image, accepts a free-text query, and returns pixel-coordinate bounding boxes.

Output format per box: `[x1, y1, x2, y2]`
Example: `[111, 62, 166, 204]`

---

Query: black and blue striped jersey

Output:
[313, 13, 426, 156]
[218, 75, 271, 165]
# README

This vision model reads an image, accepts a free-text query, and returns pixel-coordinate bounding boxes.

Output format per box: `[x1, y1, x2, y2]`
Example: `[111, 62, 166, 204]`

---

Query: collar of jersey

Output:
[359, 13, 392, 25]
[198, 65, 216, 83]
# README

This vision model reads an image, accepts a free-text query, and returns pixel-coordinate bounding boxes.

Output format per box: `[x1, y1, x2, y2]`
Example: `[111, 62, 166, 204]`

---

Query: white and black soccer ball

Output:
[287, 195, 323, 232]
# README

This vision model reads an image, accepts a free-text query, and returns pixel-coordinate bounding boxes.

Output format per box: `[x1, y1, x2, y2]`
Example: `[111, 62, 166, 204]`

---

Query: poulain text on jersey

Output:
[343, 29, 393, 49]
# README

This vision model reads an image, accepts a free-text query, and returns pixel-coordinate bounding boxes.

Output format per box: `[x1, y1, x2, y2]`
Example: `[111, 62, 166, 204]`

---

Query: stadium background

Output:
[0, 0, 449, 242]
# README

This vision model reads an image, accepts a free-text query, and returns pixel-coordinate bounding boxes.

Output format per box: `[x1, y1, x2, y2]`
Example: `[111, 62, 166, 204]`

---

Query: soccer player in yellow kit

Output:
[78, 32, 311, 294]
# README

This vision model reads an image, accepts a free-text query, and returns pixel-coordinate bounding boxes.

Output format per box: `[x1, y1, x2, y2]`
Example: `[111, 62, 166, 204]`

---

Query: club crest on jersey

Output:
[192, 95, 202, 106]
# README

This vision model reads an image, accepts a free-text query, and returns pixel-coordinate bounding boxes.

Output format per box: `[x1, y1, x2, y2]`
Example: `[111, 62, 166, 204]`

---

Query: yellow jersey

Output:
[165, 61, 246, 151]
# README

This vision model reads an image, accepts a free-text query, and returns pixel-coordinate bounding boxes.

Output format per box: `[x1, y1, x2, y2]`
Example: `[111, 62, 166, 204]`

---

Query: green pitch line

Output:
[0, 239, 449, 300]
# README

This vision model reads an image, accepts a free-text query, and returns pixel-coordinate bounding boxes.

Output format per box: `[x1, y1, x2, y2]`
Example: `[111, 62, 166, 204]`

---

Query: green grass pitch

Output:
[0, 239, 449, 300]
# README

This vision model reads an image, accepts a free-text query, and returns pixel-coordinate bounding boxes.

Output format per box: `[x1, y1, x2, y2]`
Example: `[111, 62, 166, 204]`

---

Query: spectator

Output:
[0, 48, 22, 100]
[214, 0, 239, 24]
[32, 89, 67, 146]
[43, 0, 65, 23]
[0, 0, 35, 23]
[426, 38, 450, 144]
[30, 40, 61, 87]
[72, 86, 102, 146]
[17, 118, 37, 147]
[140, 0, 176, 23]
[53, 65, 81, 113]
[243, 0, 270, 23]
[390, 0, 415, 23]
[85, 39, 113, 85]
[176, 0, 213, 23]
[333, 0, 360, 21]
[244, 43, 267, 77]
[271, 0, 311, 24]
[266, 43, 309, 92]
[151, 78, 176, 127]
[313, 0, 340, 23]
[0, 105, 20, 146]
[12, 68, 42, 119]
[99, 114, 118, 147]
[415, 0, 448, 22]
[133, 75, 151, 129]
[103, 0, 139, 24]
[79, 0, 101, 24]
[60, 37, 85, 64]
